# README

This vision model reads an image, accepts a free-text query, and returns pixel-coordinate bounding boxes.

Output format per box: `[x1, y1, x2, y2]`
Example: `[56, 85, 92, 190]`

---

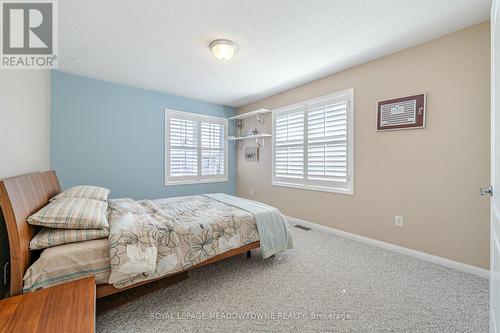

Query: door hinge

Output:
[480, 185, 493, 196]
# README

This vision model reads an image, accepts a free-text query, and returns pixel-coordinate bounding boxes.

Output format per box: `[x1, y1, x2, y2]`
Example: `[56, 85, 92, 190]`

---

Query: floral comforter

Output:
[107, 195, 259, 288]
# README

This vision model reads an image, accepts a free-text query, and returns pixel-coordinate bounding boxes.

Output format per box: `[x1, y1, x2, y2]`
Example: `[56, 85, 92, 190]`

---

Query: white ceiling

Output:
[58, 0, 490, 107]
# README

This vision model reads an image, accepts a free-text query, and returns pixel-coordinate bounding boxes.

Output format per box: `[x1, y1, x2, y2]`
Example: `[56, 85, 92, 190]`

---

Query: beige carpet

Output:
[97, 227, 489, 332]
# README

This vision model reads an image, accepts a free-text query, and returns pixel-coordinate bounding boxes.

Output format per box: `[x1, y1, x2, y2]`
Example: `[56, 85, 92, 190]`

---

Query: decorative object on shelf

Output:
[244, 128, 259, 136]
[377, 93, 426, 131]
[244, 146, 259, 161]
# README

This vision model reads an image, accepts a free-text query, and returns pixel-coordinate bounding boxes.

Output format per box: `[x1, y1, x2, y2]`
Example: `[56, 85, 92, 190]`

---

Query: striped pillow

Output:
[28, 198, 109, 229]
[51, 185, 110, 202]
[23, 239, 111, 292]
[30, 227, 110, 250]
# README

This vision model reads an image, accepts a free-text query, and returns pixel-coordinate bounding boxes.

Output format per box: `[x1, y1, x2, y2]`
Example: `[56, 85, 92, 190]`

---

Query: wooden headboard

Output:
[0, 170, 61, 296]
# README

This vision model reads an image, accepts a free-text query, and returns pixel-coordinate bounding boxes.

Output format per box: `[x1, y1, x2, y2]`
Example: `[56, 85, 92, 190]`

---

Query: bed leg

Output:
[246, 250, 251, 258]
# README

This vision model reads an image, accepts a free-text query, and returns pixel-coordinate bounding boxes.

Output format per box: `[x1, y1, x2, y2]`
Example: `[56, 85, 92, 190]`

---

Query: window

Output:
[165, 109, 228, 185]
[272, 89, 354, 194]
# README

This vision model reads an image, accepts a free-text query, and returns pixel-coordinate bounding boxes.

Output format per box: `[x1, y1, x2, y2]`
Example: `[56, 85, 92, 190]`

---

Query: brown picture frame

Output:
[377, 93, 426, 131]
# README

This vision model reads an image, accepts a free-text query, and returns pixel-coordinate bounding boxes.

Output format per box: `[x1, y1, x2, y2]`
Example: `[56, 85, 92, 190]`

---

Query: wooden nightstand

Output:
[0, 276, 95, 333]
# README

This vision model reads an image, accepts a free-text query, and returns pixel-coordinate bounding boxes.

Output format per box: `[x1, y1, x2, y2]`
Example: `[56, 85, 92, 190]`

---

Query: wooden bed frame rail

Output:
[96, 241, 259, 298]
[0, 170, 259, 298]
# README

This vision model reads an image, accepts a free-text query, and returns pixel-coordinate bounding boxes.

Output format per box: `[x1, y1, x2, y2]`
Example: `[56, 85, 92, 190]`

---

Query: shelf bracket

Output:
[256, 113, 264, 124]
[232, 140, 242, 150]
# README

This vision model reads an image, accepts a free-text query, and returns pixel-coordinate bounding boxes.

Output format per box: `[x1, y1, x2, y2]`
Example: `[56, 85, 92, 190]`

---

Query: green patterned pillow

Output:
[28, 198, 109, 229]
[30, 227, 109, 250]
[51, 185, 110, 202]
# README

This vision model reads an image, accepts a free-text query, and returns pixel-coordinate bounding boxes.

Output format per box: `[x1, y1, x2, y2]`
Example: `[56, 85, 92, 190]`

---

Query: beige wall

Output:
[0, 70, 51, 179]
[237, 22, 491, 269]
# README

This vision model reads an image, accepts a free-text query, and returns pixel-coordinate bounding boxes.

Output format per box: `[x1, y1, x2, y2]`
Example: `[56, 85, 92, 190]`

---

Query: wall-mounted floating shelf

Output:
[228, 109, 272, 148]
[227, 134, 272, 141]
[228, 109, 271, 124]
[227, 134, 272, 147]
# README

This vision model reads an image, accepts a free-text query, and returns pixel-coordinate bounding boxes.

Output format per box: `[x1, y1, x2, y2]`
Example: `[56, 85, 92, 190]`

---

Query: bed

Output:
[0, 170, 292, 298]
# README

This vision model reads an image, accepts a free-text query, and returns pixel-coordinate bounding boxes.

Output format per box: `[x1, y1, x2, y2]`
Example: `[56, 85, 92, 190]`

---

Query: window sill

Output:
[165, 177, 229, 186]
[271, 181, 354, 195]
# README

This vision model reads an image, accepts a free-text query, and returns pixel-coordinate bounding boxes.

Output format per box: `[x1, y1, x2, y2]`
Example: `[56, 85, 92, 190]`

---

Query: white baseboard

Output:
[492, 310, 497, 333]
[286, 215, 490, 279]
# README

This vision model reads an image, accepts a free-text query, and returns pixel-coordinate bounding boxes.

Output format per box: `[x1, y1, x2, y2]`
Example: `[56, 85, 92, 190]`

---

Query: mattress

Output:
[23, 238, 110, 293]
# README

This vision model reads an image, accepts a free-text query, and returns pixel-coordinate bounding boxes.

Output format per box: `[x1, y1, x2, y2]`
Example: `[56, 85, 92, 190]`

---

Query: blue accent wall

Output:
[51, 71, 236, 199]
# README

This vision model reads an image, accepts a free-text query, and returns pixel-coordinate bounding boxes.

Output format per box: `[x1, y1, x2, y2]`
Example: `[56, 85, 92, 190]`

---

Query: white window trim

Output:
[165, 108, 228, 186]
[271, 88, 354, 195]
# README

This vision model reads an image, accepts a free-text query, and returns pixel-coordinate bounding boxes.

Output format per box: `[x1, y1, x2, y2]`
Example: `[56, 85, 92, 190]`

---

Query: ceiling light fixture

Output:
[209, 39, 238, 61]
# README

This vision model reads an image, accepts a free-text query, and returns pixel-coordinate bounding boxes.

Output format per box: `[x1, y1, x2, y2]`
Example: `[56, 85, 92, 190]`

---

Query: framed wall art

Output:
[244, 146, 259, 161]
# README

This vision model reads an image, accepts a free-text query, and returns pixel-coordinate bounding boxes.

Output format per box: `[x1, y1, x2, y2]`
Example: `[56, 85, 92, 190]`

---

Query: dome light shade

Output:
[209, 39, 238, 61]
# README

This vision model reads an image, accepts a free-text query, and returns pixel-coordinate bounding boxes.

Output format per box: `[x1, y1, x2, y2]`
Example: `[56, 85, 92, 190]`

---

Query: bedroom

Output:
[0, 0, 498, 332]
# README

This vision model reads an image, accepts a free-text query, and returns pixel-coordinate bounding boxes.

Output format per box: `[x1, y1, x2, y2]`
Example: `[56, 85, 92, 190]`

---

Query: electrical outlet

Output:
[250, 188, 254, 196]
[394, 216, 404, 228]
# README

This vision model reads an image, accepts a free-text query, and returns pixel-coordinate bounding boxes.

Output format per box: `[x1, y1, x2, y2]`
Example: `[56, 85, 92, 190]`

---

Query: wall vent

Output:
[293, 225, 311, 231]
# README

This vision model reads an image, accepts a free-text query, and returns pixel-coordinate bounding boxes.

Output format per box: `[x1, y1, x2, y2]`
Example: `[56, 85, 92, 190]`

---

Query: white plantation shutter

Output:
[274, 107, 304, 183]
[165, 109, 228, 185]
[272, 89, 354, 194]
[201, 122, 225, 177]
[169, 117, 198, 180]
[307, 97, 348, 186]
